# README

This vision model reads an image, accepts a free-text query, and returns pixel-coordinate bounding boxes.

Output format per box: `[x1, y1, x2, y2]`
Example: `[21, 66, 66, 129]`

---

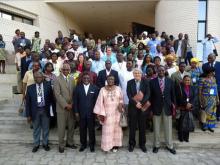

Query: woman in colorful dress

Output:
[94, 75, 124, 153]
[199, 67, 219, 132]
[0, 34, 6, 74]
[32, 31, 41, 53]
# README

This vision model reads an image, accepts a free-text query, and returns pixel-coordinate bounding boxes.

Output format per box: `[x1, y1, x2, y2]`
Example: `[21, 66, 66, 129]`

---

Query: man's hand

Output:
[136, 102, 142, 109]
[65, 104, 72, 111]
[186, 103, 192, 110]
[27, 117, 32, 124]
[75, 113, 80, 121]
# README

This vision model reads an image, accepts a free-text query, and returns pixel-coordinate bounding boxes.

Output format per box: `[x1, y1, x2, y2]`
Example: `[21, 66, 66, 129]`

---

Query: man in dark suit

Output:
[127, 68, 150, 153]
[97, 59, 119, 88]
[150, 65, 176, 154]
[174, 33, 187, 63]
[20, 48, 32, 80]
[202, 53, 220, 120]
[26, 71, 53, 153]
[74, 72, 99, 152]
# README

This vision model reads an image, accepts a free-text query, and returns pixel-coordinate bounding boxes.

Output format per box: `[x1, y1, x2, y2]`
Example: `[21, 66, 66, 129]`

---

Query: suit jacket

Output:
[25, 82, 53, 121]
[174, 39, 187, 58]
[96, 69, 119, 88]
[127, 79, 150, 110]
[21, 56, 32, 79]
[176, 83, 195, 109]
[171, 71, 190, 86]
[149, 77, 176, 116]
[74, 84, 99, 118]
[53, 74, 75, 113]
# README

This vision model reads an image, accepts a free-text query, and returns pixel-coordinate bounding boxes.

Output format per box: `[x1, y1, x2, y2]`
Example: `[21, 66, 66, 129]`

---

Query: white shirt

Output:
[36, 83, 45, 106]
[83, 84, 90, 95]
[119, 70, 134, 104]
[176, 40, 182, 57]
[112, 61, 127, 73]
[105, 69, 112, 85]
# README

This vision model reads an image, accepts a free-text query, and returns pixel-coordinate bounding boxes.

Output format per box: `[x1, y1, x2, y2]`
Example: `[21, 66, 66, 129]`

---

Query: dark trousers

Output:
[33, 108, 50, 146]
[185, 51, 193, 65]
[128, 107, 147, 147]
[79, 117, 95, 147]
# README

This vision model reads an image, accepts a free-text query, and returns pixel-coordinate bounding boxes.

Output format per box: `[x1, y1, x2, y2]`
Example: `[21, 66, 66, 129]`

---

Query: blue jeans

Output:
[33, 108, 50, 146]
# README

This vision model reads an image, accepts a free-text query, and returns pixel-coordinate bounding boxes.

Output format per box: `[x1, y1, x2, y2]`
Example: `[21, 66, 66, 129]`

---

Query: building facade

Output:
[0, 0, 219, 60]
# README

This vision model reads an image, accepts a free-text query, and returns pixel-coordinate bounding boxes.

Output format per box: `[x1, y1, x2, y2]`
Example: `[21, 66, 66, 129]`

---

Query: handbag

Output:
[213, 41, 218, 56]
[182, 111, 195, 132]
[119, 111, 128, 127]
[18, 101, 25, 116]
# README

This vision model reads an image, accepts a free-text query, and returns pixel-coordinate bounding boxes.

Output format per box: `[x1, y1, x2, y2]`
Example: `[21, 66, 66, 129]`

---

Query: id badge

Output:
[37, 96, 41, 103]
[192, 78, 196, 83]
[210, 89, 214, 95]
[187, 98, 189, 102]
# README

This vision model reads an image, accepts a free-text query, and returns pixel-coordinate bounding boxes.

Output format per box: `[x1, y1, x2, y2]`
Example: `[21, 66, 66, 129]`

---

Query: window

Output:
[2, 12, 12, 20]
[197, 0, 208, 60]
[0, 10, 33, 25]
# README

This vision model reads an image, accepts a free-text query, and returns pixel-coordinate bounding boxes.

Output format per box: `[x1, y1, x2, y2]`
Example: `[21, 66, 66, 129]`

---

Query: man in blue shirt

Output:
[147, 33, 161, 58]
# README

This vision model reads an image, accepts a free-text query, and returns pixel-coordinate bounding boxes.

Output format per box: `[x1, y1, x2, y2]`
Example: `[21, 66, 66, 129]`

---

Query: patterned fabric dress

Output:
[32, 37, 41, 53]
[199, 77, 219, 128]
[0, 40, 6, 61]
[94, 86, 124, 151]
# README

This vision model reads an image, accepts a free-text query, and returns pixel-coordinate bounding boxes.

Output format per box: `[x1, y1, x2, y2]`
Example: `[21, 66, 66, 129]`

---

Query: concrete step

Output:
[0, 116, 27, 125]
[5, 64, 17, 74]
[0, 74, 17, 84]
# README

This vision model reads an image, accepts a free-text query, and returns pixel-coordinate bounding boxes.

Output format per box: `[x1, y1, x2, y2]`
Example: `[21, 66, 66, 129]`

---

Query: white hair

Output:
[133, 68, 142, 74]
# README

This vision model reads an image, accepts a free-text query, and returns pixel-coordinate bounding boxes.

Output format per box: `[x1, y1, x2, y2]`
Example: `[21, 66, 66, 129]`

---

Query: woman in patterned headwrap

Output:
[187, 58, 203, 118]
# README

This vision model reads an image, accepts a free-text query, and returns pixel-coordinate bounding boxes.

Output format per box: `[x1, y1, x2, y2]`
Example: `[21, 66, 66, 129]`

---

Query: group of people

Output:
[4, 28, 220, 154]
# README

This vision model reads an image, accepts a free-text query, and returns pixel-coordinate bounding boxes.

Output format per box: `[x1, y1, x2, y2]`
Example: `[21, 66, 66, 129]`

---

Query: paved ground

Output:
[0, 144, 220, 165]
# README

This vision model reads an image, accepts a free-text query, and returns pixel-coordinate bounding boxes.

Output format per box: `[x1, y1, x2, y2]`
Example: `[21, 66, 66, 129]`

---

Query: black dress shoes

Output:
[128, 145, 134, 152]
[32, 145, 39, 153]
[152, 147, 159, 153]
[43, 145, 50, 151]
[208, 128, 214, 133]
[165, 147, 176, 155]
[90, 146, 95, 152]
[66, 144, 77, 149]
[140, 146, 147, 153]
[79, 146, 86, 152]
[59, 147, 64, 153]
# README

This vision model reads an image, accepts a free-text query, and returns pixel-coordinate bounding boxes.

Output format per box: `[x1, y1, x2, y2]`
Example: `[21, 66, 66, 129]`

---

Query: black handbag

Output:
[182, 111, 195, 132]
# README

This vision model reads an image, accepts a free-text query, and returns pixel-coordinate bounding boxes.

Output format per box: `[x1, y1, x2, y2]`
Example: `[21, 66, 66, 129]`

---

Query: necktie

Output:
[136, 81, 140, 92]
[38, 85, 44, 107]
[159, 79, 164, 93]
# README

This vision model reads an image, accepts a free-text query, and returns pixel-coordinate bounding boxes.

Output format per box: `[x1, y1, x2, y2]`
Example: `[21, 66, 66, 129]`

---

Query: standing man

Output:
[15, 31, 31, 50]
[74, 72, 99, 152]
[112, 51, 127, 73]
[150, 66, 176, 154]
[127, 68, 150, 153]
[174, 33, 187, 63]
[26, 71, 53, 153]
[54, 63, 77, 153]
[147, 33, 161, 58]
[202, 34, 219, 63]
[101, 47, 117, 64]
[91, 50, 105, 75]
[119, 60, 134, 113]
[97, 60, 119, 88]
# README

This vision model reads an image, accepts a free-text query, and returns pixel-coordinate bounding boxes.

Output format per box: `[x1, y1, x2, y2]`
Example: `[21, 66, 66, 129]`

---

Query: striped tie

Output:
[159, 79, 164, 93]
